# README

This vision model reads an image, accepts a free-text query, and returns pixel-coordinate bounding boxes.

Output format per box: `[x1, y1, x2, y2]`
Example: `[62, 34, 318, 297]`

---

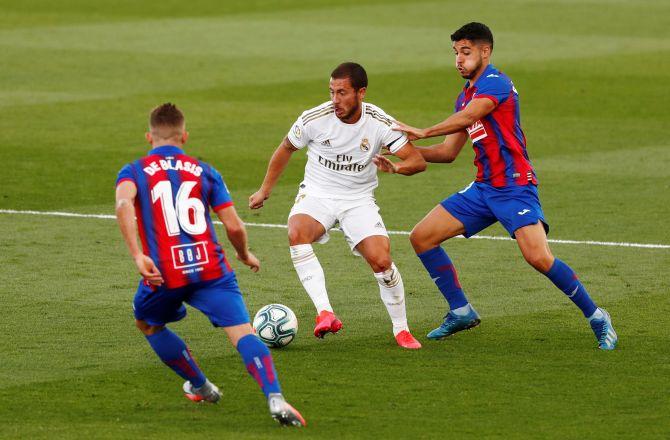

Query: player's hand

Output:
[249, 189, 269, 210]
[134, 254, 164, 286]
[373, 154, 397, 174]
[236, 251, 260, 272]
[392, 120, 425, 141]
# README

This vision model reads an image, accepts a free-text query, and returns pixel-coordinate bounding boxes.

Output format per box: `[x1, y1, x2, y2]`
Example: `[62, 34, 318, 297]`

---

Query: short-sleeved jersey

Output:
[116, 145, 234, 289]
[287, 101, 408, 199]
[456, 64, 537, 187]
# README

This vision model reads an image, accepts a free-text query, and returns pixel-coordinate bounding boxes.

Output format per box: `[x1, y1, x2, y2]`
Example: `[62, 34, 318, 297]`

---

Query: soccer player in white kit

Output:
[249, 62, 427, 349]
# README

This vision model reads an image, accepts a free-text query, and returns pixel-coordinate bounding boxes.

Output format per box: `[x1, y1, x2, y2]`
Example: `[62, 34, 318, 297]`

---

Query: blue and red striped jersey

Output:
[116, 145, 234, 289]
[456, 64, 537, 187]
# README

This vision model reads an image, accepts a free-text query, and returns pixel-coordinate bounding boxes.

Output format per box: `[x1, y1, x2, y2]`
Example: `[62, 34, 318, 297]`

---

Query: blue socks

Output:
[145, 330, 282, 398]
[544, 258, 597, 317]
[146, 328, 206, 387]
[237, 334, 281, 397]
[418, 247, 597, 319]
[417, 246, 469, 310]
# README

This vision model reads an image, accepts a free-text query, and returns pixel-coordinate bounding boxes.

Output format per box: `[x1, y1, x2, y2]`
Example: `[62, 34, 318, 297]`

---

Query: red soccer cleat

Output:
[395, 330, 422, 349]
[313, 310, 342, 338]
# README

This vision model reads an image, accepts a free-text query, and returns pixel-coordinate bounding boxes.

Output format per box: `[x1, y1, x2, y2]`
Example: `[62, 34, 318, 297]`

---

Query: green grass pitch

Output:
[1, 0, 669, 438]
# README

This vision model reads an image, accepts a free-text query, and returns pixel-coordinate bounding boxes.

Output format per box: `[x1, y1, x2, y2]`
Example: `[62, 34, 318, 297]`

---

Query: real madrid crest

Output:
[360, 138, 370, 151]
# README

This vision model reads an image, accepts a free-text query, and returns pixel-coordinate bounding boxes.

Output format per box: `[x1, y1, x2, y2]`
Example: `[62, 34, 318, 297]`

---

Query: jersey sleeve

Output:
[286, 114, 311, 149]
[455, 92, 464, 113]
[378, 111, 409, 154]
[474, 76, 512, 107]
[208, 167, 234, 211]
[116, 164, 135, 186]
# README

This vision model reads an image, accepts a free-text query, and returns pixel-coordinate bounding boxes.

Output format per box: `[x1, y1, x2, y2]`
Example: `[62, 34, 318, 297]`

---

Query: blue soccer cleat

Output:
[589, 308, 618, 350]
[427, 305, 481, 340]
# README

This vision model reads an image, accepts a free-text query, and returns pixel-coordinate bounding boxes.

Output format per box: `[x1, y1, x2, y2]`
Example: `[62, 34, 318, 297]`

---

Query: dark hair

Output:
[150, 103, 185, 130]
[331, 62, 368, 90]
[451, 22, 494, 49]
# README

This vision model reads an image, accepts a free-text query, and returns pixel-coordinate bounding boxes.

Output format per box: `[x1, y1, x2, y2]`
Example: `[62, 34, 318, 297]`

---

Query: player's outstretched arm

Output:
[373, 142, 426, 175]
[115, 181, 163, 285]
[215, 205, 260, 272]
[249, 137, 298, 209]
[393, 98, 495, 140]
[416, 131, 468, 163]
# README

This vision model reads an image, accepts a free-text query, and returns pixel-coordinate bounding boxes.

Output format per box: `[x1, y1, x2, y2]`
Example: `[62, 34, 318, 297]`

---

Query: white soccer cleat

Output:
[268, 393, 306, 427]
[183, 379, 221, 403]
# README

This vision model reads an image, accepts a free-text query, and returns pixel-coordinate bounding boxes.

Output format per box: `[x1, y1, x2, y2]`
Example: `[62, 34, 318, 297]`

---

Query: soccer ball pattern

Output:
[253, 304, 298, 348]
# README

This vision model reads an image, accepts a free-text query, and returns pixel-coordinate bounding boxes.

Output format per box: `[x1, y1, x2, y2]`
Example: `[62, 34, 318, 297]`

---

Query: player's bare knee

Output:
[523, 251, 552, 273]
[369, 255, 392, 273]
[135, 319, 149, 332]
[135, 319, 164, 336]
[288, 227, 310, 246]
[410, 227, 435, 253]
[287, 229, 300, 245]
[409, 227, 424, 251]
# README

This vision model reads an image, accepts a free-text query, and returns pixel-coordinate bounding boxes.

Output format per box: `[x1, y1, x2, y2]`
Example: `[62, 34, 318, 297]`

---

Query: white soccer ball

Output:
[253, 304, 298, 348]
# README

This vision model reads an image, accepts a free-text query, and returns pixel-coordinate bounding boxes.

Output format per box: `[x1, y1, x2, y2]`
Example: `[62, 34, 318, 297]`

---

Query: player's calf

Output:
[237, 334, 282, 395]
[290, 244, 334, 315]
[542, 258, 598, 317]
[235, 333, 306, 426]
[373, 263, 421, 349]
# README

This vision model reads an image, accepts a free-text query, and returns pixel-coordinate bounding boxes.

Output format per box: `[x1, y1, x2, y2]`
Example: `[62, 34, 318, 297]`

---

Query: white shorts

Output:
[288, 192, 389, 255]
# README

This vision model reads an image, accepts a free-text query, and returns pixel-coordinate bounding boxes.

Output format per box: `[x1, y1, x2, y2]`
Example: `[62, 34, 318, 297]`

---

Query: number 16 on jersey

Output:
[151, 180, 210, 270]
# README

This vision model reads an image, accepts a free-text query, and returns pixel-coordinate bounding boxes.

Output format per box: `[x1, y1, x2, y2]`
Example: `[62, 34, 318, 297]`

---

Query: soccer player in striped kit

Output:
[390, 23, 617, 350]
[115, 103, 305, 426]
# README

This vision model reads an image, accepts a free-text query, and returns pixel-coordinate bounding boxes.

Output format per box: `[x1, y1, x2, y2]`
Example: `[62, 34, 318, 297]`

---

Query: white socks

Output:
[374, 263, 409, 336]
[291, 245, 409, 335]
[290, 244, 333, 313]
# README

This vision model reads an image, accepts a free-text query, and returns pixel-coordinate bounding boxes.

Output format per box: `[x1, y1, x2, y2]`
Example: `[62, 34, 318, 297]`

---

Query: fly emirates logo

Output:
[317, 154, 367, 173]
[143, 159, 203, 177]
[466, 120, 488, 142]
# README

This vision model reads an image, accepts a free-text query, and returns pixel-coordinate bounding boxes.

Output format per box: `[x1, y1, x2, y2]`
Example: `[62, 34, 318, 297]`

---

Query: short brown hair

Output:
[149, 103, 185, 139]
[331, 62, 368, 91]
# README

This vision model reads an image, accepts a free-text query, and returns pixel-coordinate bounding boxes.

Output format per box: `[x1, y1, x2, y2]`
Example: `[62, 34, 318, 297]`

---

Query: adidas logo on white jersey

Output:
[321, 139, 331, 147]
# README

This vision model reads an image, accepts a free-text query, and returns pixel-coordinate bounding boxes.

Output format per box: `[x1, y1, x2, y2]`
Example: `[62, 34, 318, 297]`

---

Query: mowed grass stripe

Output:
[1, 209, 668, 249]
[2, 2, 669, 107]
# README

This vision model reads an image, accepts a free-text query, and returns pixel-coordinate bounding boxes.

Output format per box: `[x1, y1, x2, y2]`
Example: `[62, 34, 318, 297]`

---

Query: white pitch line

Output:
[1, 208, 669, 250]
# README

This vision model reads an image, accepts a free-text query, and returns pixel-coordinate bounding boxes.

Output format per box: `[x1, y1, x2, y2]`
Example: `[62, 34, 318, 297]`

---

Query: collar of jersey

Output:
[464, 63, 497, 89]
[149, 145, 184, 156]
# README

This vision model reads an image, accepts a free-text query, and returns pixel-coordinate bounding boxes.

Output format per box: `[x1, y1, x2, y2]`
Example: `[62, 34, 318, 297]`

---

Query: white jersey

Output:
[286, 101, 408, 200]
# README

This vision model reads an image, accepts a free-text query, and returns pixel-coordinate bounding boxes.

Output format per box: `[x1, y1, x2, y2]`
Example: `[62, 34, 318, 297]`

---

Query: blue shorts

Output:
[133, 274, 250, 327]
[441, 182, 549, 238]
